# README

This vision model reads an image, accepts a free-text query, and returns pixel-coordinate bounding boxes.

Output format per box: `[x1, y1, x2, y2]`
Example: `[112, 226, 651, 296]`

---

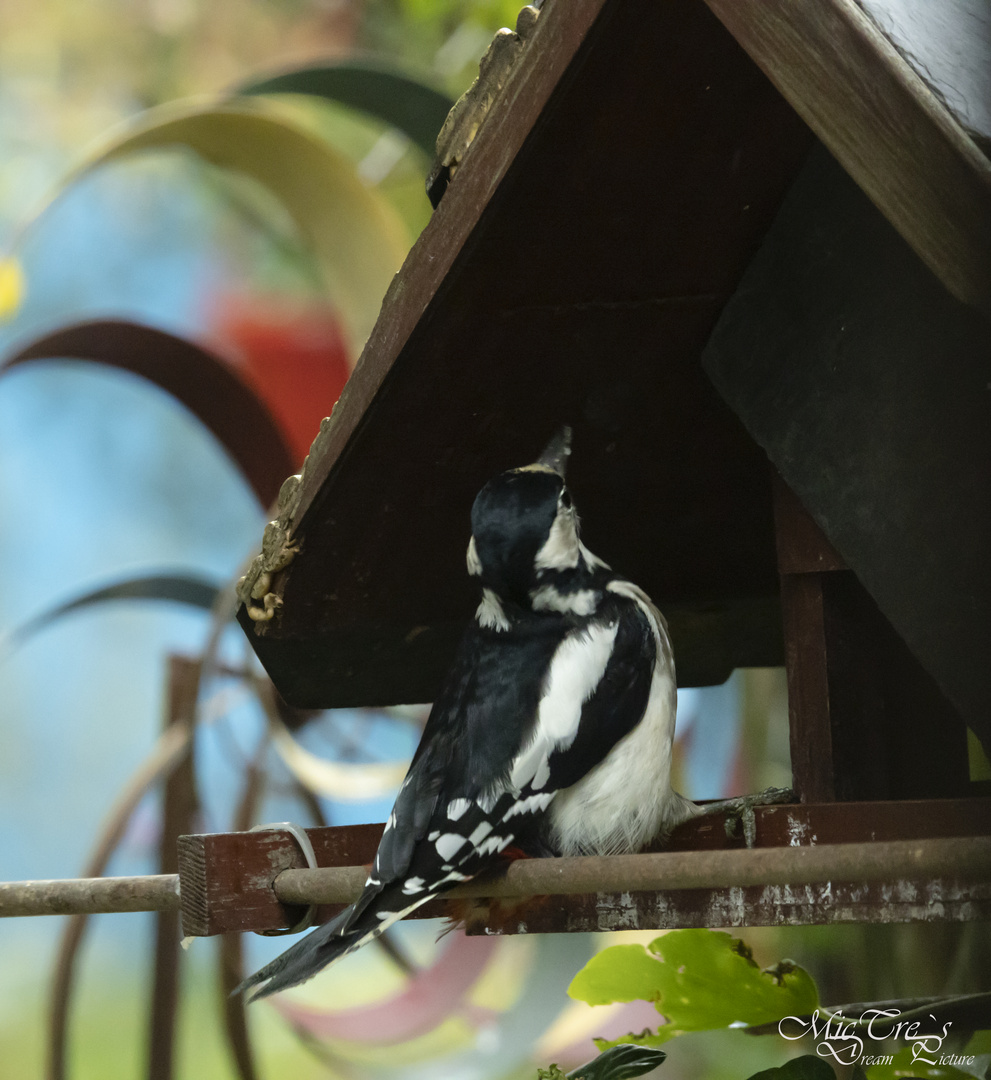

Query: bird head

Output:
[467, 427, 586, 609]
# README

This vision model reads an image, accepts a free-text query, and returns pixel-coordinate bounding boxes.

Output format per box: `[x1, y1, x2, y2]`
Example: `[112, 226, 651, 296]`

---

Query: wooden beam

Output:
[775, 474, 845, 802]
[704, 0, 991, 316]
[176, 798, 991, 936]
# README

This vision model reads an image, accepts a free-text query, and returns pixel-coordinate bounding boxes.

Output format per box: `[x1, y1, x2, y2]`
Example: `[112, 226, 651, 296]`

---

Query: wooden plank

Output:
[775, 479, 972, 802]
[468, 878, 991, 934]
[178, 798, 991, 936]
[855, 0, 991, 153]
[704, 0, 991, 315]
[237, 0, 813, 707]
[774, 474, 846, 575]
[779, 572, 836, 802]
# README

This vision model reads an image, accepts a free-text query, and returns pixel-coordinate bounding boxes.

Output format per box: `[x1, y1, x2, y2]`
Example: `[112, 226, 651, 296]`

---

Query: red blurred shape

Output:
[208, 293, 351, 466]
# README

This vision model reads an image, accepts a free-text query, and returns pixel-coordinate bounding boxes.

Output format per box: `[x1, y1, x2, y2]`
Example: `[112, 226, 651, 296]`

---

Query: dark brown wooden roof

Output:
[237, 0, 991, 722]
[238, 0, 813, 706]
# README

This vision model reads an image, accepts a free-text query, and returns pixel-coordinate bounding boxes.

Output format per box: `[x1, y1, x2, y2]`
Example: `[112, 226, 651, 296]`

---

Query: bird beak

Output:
[536, 426, 572, 477]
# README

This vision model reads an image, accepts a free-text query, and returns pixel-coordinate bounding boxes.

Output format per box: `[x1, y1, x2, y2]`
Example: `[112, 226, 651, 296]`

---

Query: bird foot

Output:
[697, 787, 794, 848]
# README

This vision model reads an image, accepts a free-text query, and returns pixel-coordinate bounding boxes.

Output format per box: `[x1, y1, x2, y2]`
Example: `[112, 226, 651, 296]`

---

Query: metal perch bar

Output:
[3, 837, 988, 919]
[274, 837, 991, 906]
[0, 875, 180, 917]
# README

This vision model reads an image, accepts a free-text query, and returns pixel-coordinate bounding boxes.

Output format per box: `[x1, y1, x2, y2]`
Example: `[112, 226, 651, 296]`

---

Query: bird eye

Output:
[560, 489, 572, 509]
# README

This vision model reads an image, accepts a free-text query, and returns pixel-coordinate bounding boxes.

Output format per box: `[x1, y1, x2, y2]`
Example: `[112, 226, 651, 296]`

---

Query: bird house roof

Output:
[236, 0, 991, 756]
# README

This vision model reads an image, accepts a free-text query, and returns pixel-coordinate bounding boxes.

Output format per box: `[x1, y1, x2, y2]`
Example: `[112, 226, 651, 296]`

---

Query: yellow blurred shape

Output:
[0, 258, 25, 319]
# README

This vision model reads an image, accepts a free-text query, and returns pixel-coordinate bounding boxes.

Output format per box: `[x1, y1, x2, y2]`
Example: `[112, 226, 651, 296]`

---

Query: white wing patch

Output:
[474, 834, 514, 858]
[548, 579, 688, 856]
[468, 820, 494, 845]
[510, 620, 619, 791]
[434, 832, 467, 861]
[402, 875, 426, 895]
[502, 791, 554, 820]
[435, 869, 472, 885]
[446, 798, 471, 820]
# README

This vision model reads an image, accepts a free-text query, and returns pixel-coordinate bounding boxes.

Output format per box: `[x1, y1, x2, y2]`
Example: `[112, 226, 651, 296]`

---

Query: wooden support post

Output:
[774, 475, 971, 802]
[774, 474, 848, 801]
[147, 658, 199, 1080]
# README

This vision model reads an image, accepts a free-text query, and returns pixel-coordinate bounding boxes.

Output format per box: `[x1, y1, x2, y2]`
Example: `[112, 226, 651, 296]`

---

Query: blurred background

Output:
[0, 2, 982, 1079]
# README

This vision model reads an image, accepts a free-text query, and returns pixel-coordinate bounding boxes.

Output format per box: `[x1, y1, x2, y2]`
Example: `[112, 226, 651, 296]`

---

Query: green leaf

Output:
[564, 1044, 667, 1080]
[963, 1030, 991, 1054]
[20, 99, 410, 359]
[570, 945, 672, 1007]
[746, 1056, 836, 1080]
[863, 1045, 986, 1080]
[2, 320, 296, 505]
[0, 573, 223, 657]
[569, 930, 819, 1044]
[238, 58, 454, 159]
[592, 1031, 668, 1053]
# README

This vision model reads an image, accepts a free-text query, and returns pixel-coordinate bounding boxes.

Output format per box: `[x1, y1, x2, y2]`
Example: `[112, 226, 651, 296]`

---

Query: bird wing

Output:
[500, 592, 657, 796]
[238, 594, 656, 999]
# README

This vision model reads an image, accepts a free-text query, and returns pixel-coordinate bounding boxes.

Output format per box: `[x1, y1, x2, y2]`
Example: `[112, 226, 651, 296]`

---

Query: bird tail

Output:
[233, 907, 359, 1001]
[233, 891, 438, 1001]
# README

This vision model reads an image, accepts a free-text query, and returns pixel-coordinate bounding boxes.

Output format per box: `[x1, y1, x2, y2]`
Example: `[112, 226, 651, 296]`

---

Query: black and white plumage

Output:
[238, 428, 697, 1000]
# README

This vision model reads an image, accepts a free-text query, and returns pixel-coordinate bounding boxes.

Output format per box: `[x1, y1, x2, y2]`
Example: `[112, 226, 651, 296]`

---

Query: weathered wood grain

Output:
[176, 798, 991, 936]
[705, 0, 991, 314]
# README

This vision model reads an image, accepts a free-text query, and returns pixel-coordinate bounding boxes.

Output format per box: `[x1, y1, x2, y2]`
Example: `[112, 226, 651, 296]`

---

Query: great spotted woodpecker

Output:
[238, 427, 700, 1000]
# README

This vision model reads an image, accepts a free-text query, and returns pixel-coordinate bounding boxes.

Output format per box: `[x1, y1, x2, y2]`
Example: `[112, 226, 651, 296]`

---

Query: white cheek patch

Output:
[466, 536, 482, 576]
[510, 621, 620, 791]
[579, 541, 610, 571]
[534, 508, 580, 571]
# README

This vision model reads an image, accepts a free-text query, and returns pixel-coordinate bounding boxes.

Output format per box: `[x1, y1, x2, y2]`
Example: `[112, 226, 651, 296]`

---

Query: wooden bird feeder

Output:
[180, 0, 991, 938]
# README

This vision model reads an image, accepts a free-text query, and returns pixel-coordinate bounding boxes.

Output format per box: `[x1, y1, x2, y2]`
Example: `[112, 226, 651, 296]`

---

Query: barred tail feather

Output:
[235, 893, 438, 1001]
[233, 907, 355, 1001]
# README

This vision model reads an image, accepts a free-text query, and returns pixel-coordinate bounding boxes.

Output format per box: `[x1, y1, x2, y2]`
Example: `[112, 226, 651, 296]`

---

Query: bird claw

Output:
[700, 787, 794, 848]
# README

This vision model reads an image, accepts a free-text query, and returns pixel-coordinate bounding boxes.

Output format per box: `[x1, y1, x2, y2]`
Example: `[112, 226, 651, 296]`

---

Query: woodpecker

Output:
[238, 427, 698, 1000]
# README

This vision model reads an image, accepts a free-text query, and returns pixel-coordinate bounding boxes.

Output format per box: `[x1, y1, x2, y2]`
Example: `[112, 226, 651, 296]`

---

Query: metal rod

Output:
[3, 836, 988, 918]
[0, 875, 180, 917]
[274, 836, 991, 906]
